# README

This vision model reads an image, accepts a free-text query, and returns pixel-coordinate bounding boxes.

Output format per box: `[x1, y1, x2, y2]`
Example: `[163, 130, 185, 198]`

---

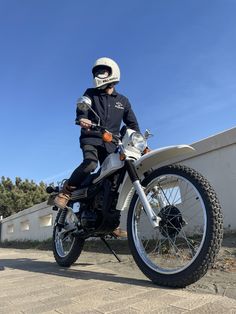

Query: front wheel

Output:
[127, 165, 223, 287]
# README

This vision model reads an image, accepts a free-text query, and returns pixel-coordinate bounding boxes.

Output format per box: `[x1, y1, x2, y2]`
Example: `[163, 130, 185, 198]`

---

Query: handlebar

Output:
[75, 120, 120, 144]
[75, 120, 105, 130]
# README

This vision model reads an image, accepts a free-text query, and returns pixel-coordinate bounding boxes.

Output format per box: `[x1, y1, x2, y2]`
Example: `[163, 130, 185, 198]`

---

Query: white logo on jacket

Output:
[115, 102, 124, 110]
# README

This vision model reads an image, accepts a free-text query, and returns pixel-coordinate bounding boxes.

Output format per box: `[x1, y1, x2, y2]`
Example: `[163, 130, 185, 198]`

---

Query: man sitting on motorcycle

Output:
[54, 57, 140, 236]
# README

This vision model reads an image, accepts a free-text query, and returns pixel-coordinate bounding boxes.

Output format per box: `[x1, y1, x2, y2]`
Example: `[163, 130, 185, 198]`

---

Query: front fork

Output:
[125, 160, 161, 229]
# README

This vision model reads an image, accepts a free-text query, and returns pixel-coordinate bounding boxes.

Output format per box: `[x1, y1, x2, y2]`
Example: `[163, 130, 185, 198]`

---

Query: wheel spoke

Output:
[132, 171, 207, 274]
[55, 213, 76, 258]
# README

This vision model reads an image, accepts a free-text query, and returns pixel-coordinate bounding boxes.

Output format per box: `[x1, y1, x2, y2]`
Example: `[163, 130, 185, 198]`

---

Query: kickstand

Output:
[100, 237, 122, 263]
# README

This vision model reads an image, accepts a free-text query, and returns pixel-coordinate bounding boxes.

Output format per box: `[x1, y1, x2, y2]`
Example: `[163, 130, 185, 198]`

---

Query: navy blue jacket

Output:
[76, 88, 140, 151]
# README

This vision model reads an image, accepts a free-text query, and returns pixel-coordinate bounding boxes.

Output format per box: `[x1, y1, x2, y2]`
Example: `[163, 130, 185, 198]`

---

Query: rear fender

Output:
[116, 145, 195, 211]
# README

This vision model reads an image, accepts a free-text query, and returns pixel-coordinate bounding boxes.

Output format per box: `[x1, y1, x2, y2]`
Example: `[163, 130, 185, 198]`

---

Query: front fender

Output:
[116, 145, 195, 211]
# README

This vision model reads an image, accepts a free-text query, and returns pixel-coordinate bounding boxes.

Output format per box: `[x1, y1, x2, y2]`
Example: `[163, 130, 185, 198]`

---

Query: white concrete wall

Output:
[0, 202, 57, 241]
[1, 127, 236, 242]
[173, 127, 236, 233]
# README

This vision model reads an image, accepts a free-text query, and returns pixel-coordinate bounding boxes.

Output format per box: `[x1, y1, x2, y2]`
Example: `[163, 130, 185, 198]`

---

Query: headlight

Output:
[130, 132, 147, 152]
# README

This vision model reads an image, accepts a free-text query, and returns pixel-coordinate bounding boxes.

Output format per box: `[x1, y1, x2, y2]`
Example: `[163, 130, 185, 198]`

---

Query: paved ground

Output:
[0, 247, 236, 314]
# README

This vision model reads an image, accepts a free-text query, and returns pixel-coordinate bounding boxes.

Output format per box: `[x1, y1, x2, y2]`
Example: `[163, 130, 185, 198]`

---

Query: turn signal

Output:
[143, 147, 152, 154]
[120, 153, 126, 161]
[102, 131, 113, 142]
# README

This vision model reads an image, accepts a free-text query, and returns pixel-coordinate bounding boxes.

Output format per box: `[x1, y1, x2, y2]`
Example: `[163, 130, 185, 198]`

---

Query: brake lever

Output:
[90, 123, 107, 131]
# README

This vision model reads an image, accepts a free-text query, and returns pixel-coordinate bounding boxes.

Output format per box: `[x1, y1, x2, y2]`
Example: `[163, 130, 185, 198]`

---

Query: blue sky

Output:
[1, 0, 236, 184]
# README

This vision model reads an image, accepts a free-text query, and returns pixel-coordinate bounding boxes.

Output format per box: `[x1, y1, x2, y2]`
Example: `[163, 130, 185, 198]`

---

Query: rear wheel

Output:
[53, 209, 85, 267]
[127, 165, 223, 287]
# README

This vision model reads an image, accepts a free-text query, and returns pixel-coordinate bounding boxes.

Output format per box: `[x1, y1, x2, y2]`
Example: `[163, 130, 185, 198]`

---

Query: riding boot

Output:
[54, 180, 77, 209]
[112, 227, 127, 238]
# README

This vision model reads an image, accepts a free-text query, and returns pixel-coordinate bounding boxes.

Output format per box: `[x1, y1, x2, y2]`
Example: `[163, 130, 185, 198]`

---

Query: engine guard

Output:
[95, 209, 121, 234]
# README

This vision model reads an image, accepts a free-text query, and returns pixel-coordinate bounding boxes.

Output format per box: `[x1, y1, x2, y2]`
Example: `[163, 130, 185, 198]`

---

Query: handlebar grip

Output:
[46, 186, 59, 194]
[75, 120, 98, 128]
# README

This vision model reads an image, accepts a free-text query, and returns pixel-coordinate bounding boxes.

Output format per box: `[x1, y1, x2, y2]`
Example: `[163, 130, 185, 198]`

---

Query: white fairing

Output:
[93, 153, 124, 184]
[122, 129, 142, 159]
[116, 145, 195, 211]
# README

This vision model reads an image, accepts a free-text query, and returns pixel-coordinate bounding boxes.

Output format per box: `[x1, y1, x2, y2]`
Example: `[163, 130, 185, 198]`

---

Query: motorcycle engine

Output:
[80, 209, 98, 230]
[77, 178, 120, 234]
[79, 191, 104, 231]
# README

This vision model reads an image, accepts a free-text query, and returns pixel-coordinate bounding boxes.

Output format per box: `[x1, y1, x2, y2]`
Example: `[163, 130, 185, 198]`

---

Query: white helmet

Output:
[92, 57, 120, 89]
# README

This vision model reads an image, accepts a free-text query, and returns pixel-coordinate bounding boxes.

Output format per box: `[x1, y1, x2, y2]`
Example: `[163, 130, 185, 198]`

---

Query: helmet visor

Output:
[92, 65, 111, 79]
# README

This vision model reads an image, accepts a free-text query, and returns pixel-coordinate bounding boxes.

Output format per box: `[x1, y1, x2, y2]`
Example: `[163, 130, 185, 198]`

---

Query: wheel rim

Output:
[132, 174, 207, 274]
[54, 211, 76, 258]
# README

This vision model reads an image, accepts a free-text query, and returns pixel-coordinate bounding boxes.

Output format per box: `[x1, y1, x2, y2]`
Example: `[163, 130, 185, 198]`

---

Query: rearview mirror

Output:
[76, 96, 101, 126]
[144, 129, 153, 139]
[77, 96, 92, 111]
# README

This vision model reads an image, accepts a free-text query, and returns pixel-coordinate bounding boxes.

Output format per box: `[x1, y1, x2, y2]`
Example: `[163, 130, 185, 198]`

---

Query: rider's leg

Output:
[54, 145, 98, 209]
[97, 145, 127, 238]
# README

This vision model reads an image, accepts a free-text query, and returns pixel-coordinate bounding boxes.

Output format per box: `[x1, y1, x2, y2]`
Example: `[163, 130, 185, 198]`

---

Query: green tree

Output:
[0, 177, 49, 218]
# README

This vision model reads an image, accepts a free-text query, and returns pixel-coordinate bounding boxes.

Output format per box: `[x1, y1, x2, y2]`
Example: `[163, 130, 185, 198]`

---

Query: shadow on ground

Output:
[0, 256, 160, 290]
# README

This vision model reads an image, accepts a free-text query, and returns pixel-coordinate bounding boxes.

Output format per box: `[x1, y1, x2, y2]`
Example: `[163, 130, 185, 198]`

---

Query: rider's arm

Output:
[75, 108, 88, 125]
[123, 98, 140, 132]
[75, 89, 91, 127]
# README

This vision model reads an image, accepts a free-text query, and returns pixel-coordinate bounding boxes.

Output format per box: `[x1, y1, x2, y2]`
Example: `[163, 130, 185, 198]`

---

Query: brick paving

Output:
[0, 248, 236, 314]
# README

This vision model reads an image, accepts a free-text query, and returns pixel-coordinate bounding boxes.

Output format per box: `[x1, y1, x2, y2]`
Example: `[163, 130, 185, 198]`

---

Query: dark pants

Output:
[68, 144, 109, 187]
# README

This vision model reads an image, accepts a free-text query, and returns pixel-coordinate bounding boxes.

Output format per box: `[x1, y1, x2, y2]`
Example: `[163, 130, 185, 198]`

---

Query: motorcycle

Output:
[47, 96, 223, 288]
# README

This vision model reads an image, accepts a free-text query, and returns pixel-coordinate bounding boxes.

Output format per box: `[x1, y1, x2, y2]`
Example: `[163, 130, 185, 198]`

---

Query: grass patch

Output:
[1, 233, 234, 255]
[0, 238, 130, 254]
[0, 239, 52, 250]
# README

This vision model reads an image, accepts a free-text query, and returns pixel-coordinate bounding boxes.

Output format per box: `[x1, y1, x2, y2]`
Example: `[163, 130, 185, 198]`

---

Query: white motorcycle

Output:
[47, 96, 223, 288]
